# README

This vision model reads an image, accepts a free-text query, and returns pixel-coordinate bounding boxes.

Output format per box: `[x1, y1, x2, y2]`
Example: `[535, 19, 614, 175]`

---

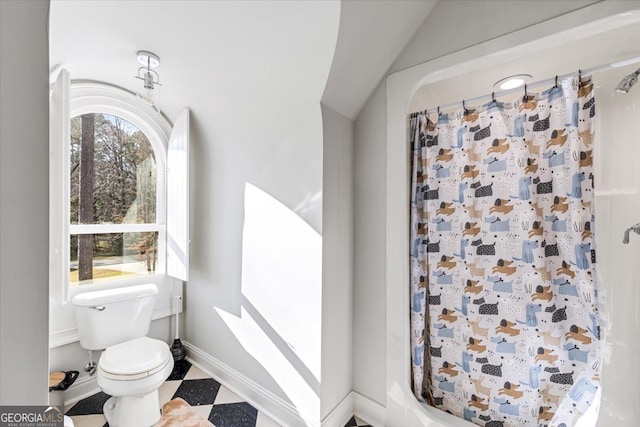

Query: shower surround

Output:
[383, 5, 640, 427]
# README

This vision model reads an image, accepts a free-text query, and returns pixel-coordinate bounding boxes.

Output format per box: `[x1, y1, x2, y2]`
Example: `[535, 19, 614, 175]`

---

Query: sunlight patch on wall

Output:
[214, 182, 322, 422]
[241, 182, 321, 381]
[214, 306, 319, 422]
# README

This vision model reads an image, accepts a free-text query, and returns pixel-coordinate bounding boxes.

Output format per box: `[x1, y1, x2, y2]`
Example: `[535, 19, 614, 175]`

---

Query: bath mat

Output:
[155, 398, 216, 427]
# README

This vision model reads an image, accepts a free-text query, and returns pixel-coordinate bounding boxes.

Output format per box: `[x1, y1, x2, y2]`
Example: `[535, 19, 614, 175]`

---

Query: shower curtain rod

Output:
[418, 55, 640, 116]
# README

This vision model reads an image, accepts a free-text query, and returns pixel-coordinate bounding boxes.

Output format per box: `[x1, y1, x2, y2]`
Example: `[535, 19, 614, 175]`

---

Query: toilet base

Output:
[103, 391, 161, 427]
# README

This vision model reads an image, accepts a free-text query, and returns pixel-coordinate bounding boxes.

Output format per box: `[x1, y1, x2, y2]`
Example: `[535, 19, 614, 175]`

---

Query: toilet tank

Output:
[72, 284, 159, 350]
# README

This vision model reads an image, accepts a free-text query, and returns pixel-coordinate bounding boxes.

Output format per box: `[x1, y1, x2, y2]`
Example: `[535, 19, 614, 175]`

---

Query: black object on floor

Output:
[171, 337, 187, 361]
[49, 370, 79, 391]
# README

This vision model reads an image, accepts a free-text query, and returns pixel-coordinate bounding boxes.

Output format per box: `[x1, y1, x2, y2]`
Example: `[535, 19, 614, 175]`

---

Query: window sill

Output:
[67, 272, 166, 299]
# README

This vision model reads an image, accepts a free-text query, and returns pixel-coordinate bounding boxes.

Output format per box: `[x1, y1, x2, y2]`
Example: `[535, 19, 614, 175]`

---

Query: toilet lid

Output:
[99, 337, 171, 379]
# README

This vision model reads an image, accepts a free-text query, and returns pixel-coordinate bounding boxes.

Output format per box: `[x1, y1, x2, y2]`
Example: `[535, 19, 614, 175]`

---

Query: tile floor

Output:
[344, 416, 372, 427]
[65, 359, 372, 427]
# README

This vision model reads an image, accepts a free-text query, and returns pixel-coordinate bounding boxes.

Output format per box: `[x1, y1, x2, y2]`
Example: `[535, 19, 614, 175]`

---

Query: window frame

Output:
[51, 80, 172, 301]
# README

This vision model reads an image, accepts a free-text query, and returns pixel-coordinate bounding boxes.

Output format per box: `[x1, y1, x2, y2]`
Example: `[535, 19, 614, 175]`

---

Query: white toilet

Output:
[72, 284, 174, 427]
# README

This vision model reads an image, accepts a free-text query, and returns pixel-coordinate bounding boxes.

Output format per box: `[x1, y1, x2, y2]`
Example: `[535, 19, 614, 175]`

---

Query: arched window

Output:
[50, 71, 189, 302]
[69, 112, 161, 286]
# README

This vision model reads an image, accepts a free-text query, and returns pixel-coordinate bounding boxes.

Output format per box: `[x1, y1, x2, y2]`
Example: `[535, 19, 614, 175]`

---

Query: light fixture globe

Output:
[135, 50, 162, 111]
[494, 74, 532, 90]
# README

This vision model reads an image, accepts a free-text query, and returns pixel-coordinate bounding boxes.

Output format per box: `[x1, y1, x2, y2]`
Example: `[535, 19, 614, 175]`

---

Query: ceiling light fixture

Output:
[493, 74, 532, 90]
[135, 50, 161, 109]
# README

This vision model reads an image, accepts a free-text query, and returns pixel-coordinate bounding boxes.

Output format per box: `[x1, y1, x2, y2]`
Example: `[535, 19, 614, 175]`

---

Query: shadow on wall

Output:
[214, 182, 322, 422]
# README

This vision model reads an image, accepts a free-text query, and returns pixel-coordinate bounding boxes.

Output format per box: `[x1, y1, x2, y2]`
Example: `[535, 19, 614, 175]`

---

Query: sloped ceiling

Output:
[49, 0, 437, 124]
[322, 0, 437, 119]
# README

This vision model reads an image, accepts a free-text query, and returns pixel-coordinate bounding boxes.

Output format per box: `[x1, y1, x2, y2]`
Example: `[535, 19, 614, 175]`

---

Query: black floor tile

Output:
[166, 359, 192, 381]
[65, 391, 111, 416]
[172, 378, 221, 406]
[345, 415, 358, 426]
[208, 402, 258, 427]
[344, 415, 372, 427]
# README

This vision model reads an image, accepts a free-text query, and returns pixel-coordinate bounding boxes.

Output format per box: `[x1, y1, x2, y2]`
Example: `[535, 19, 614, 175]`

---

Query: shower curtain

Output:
[410, 76, 603, 427]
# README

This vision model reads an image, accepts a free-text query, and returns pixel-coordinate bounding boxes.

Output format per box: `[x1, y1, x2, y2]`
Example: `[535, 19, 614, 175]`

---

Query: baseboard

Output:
[321, 392, 353, 427]
[353, 392, 385, 427]
[50, 328, 80, 349]
[183, 341, 320, 427]
[62, 374, 100, 409]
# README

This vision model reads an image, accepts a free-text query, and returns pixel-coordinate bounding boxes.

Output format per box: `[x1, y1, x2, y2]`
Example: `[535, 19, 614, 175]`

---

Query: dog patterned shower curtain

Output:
[409, 76, 604, 427]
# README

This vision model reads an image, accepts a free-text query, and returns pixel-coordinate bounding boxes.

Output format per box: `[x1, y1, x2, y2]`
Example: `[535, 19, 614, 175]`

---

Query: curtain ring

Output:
[522, 84, 528, 102]
[554, 75, 558, 88]
[492, 92, 496, 103]
[437, 106, 441, 117]
[462, 100, 467, 115]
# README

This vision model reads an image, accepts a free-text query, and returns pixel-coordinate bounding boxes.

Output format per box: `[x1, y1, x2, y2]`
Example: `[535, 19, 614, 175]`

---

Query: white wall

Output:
[352, 82, 387, 406]
[320, 105, 354, 421]
[591, 63, 640, 424]
[352, 0, 605, 410]
[0, 0, 50, 405]
[180, 3, 340, 426]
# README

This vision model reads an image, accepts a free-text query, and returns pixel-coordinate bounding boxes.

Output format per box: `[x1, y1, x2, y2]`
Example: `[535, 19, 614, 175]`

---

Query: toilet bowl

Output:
[72, 284, 173, 427]
[98, 337, 173, 394]
[98, 337, 174, 427]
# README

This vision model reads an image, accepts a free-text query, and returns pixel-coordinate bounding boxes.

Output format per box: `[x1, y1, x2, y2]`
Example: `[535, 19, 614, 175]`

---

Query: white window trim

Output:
[51, 80, 173, 302]
[69, 224, 162, 234]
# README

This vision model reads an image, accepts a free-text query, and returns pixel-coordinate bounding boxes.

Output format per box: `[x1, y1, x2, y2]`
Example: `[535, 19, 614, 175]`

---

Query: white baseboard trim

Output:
[62, 374, 100, 409]
[183, 341, 320, 427]
[321, 392, 353, 427]
[353, 392, 385, 427]
[50, 328, 80, 349]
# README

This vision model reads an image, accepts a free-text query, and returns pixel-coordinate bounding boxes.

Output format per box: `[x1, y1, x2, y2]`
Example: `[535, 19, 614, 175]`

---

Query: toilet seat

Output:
[99, 337, 172, 381]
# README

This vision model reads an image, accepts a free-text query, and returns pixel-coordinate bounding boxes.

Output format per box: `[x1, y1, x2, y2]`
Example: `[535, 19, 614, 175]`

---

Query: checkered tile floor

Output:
[65, 360, 370, 427]
[65, 360, 279, 427]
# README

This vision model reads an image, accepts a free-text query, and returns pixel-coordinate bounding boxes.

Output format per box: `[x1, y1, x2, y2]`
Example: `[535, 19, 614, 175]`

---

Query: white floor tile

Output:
[256, 411, 281, 427]
[64, 401, 77, 413]
[158, 380, 182, 406]
[69, 414, 106, 427]
[190, 403, 214, 421]
[213, 385, 245, 405]
[183, 365, 211, 380]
